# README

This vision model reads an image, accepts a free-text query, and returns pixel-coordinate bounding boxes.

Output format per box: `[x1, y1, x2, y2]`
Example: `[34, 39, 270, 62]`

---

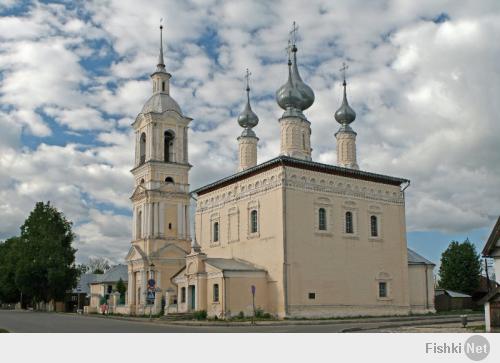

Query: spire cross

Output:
[160, 17, 164, 42]
[289, 21, 299, 46]
[158, 18, 165, 67]
[285, 40, 292, 63]
[339, 62, 348, 85]
[244, 68, 252, 91]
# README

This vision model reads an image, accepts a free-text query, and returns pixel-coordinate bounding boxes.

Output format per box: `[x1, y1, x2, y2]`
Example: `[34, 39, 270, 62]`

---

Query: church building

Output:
[125, 24, 435, 318]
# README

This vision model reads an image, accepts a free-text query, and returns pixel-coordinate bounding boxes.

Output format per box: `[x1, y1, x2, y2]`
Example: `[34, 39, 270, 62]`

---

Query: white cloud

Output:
[1, 0, 500, 264]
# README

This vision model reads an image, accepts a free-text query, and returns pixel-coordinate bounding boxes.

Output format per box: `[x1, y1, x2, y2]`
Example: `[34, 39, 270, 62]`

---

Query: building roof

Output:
[435, 289, 472, 298]
[141, 92, 182, 116]
[482, 216, 500, 256]
[91, 264, 128, 284]
[407, 248, 435, 266]
[205, 258, 265, 272]
[73, 273, 99, 295]
[192, 155, 409, 196]
[478, 287, 500, 304]
[446, 290, 472, 298]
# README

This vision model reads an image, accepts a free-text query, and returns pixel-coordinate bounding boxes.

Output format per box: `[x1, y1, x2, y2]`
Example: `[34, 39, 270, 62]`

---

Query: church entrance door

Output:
[189, 285, 196, 311]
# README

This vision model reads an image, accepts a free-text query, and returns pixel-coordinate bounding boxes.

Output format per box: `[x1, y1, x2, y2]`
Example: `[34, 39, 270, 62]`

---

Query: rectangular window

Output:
[345, 211, 354, 234]
[308, 292, 316, 300]
[318, 208, 327, 231]
[213, 222, 219, 242]
[162, 81, 166, 92]
[370, 215, 378, 237]
[250, 210, 258, 233]
[181, 287, 186, 303]
[213, 284, 219, 302]
[379, 282, 387, 298]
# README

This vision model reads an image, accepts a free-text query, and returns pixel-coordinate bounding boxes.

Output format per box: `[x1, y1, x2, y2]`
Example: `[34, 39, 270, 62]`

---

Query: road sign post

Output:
[251, 285, 256, 325]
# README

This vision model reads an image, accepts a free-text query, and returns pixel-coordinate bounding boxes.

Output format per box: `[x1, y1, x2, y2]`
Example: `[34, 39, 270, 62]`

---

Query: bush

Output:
[237, 311, 245, 319]
[193, 310, 207, 320]
[254, 307, 272, 319]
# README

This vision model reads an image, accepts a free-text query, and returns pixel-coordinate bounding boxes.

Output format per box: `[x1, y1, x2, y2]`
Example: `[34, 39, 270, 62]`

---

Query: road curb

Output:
[86, 312, 483, 328]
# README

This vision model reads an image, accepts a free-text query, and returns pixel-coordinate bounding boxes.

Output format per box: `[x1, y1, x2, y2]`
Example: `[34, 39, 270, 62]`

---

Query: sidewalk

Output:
[87, 311, 484, 328]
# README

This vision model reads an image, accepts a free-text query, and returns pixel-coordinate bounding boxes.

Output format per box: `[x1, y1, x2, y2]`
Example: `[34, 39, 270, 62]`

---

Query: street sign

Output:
[251, 285, 256, 295]
[147, 290, 155, 303]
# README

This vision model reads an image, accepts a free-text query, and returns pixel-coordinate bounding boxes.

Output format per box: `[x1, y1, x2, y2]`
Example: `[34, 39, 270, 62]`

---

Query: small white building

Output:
[481, 217, 500, 332]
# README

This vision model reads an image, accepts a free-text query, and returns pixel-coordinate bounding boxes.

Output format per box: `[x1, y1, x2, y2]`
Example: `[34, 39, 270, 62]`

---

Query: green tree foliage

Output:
[14, 202, 78, 303]
[439, 239, 481, 295]
[116, 278, 127, 296]
[0, 237, 22, 303]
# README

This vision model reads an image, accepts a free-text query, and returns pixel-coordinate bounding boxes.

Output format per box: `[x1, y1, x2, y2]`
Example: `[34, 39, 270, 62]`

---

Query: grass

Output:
[0, 328, 9, 333]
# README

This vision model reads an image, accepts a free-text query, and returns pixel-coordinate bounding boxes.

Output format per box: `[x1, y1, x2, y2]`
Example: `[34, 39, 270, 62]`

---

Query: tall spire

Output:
[156, 19, 166, 73]
[334, 61, 359, 169]
[237, 68, 259, 134]
[334, 62, 356, 127]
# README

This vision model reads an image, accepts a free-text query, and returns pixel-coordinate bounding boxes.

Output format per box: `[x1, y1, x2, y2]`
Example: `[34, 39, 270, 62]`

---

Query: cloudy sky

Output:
[0, 0, 499, 267]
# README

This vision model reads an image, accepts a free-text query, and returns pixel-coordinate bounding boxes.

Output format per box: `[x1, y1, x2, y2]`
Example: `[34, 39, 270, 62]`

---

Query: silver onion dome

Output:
[238, 69, 259, 131]
[276, 45, 315, 113]
[334, 80, 356, 125]
[237, 87, 259, 129]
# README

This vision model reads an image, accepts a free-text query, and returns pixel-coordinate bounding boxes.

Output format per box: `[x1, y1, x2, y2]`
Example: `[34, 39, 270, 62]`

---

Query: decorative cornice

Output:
[192, 155, 409, 196]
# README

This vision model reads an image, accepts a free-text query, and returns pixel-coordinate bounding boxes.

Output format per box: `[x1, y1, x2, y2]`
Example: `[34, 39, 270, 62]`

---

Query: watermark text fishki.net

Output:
[425, 335, 490, 361]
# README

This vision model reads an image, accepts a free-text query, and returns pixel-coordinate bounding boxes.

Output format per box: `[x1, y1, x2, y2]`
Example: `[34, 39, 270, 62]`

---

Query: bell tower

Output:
[126, 24, 191, 315]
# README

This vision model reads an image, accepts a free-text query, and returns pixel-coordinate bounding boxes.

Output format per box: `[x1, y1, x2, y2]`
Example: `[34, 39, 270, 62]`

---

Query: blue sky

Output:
[0, 0, 499, 270]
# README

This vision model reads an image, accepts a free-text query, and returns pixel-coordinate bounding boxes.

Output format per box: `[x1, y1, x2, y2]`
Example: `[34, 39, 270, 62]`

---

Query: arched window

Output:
[162, 81, 166, 92]
[139, 133, 146, 164]
[140, 178, 145, 184]
[164, 131, 174, 162]
[213, 222, 219, 242]
[318, 208, 327, 231]
[250, 210, 258, 233]
[370, 215, 378, 237]
[137, 210, 142, 239]
[165, 177, 174, 183]
[345, 211, 353, 234]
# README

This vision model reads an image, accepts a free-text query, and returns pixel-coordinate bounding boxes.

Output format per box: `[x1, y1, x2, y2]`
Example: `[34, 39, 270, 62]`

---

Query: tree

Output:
[0, 237, 22, 303]
[439, 239, 481, 295]
[116, 278, 127, 304]
[15, 202, 78, 303]
[87, 257, 110, 274]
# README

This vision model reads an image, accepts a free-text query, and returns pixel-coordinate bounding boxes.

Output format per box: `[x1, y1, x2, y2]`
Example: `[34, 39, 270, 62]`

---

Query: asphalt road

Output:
[0, 310, 483, 333]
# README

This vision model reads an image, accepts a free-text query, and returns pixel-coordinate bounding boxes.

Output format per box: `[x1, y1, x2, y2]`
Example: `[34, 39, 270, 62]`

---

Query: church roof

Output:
[205, 258, 265, 272]
[407, 248, 435, 266]
[141, 92, 182, 116]
[72, 273, 99, 295]
[192, 155, 409, 196]
[91, 264, 129, 284]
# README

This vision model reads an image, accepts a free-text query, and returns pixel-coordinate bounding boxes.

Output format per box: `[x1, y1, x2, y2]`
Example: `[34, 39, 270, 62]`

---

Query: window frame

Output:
[345, 211, 354, 234]
[318, 207, 327, 231]
[181, 287, 186, 303]
[370, 215, 378, 237]
[213, 221, 219, 242]
[213, 284, 219, 303]
[378, 282, 387, 298]
[250, 209, 258, 234]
